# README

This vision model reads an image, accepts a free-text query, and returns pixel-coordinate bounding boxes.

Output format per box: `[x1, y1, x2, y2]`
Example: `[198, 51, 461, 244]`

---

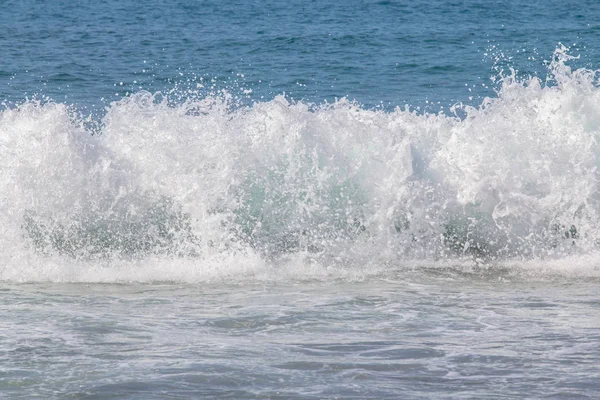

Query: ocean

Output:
[1, 0, 600, 398]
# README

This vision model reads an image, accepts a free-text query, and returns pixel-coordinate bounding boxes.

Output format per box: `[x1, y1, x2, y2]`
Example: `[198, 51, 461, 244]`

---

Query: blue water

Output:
[2, 0, 599, 110]
[3, 1, 600, 398]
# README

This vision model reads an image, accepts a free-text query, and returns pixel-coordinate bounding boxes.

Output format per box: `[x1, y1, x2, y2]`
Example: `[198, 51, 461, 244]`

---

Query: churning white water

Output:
[0, 47, 599, 283]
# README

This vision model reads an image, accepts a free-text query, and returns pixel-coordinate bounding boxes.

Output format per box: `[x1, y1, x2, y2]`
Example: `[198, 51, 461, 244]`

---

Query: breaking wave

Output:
[3, 46, 600, 282]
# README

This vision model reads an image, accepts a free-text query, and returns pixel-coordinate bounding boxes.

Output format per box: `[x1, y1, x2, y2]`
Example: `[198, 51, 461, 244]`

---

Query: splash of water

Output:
[2, 47, 600, 282]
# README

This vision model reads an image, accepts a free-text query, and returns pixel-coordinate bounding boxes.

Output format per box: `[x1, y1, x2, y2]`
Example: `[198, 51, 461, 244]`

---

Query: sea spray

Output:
[2, 48, 600, 282]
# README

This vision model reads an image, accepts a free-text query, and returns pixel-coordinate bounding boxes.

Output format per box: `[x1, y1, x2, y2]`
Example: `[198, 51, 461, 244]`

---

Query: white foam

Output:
[2, 47, 600, 282]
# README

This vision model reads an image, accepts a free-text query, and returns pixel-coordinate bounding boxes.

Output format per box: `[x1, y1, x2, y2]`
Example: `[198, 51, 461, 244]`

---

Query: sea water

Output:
[1, 0, 600, 398]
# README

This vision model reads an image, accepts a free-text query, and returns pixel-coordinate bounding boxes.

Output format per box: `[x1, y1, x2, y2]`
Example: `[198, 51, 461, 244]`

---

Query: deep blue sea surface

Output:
[2, 1, 600, 398]
[2, 0, 600, 109]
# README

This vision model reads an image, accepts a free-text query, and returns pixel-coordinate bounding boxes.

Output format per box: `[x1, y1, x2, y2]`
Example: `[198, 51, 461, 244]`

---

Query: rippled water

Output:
[2, 276, 599, 399]
[2, 0, 600, 109]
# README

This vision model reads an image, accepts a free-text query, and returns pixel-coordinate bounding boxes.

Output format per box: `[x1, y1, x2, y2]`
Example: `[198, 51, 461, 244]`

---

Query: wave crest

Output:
[2, 48, 600, 281]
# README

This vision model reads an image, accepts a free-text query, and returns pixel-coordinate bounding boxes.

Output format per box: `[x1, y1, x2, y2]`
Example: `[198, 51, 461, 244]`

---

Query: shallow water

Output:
[2, 276, 599, 399]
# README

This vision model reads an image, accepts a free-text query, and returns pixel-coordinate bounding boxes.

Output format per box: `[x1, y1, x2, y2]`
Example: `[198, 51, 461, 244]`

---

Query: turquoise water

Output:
[2, 0, 600, 398]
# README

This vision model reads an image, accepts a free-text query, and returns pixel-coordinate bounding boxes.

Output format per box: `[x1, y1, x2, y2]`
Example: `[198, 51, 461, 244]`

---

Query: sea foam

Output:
[2, 47, 600, 282]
